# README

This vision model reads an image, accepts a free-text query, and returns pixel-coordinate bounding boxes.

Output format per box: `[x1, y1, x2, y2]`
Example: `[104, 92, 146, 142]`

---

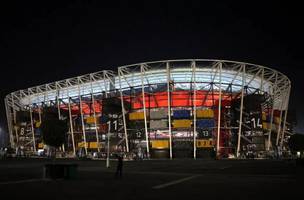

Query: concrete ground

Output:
[0, 158, 302, 200]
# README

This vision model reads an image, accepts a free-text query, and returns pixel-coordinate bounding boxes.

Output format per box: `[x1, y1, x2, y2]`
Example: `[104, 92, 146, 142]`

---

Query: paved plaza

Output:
[0, 158, 301, 200]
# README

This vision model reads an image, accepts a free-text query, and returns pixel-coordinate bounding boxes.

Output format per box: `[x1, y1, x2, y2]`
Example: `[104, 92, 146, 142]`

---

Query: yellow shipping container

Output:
[262, 112, 267, 121]
[86, 116, 97, 124]
[78, 142, 89, 148]
[263, 122, 278, 130]
[151, 140, 169, 149]
[262, 122, 279, 132]
[274, 117, 281, 124]
[89, 142, 102, 149]
[129, 112, 145, 120]
[196, 109, 214, 118]
[38, 143, 44, 148]
[35, 121, 41, 128]
[262, 122, 270, 130]
[196, 139, 213, 148]
[172, 119, 192, 128]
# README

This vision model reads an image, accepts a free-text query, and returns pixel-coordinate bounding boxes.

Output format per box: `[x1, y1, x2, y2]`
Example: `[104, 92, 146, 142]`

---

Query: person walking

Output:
[115, 154, 123, 178]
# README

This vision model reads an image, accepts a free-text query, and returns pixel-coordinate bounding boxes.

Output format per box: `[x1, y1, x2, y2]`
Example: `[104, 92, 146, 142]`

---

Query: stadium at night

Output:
[4, 59, 292, 159]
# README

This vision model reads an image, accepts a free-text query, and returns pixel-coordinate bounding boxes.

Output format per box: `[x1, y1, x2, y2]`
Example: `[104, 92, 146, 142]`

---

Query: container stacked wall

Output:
[4, 60, 291, 159]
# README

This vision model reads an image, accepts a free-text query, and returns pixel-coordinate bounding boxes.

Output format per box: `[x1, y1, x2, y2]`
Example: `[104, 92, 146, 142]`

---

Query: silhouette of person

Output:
[115, 154, 123, 178]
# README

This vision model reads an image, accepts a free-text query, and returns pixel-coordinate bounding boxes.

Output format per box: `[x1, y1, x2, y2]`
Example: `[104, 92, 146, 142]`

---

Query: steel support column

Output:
[78, 85, 88, 155]
[92, 94, 100, 152]
[166, 62, 173, 159]
[276, 105, 283, 146]
[38, 105, 42, 123]
[276, 87, 288, 146]
[141, 64, 150, 158]
[29, 106, 36, 152]
[11, 96, 18, 145]
[90, 80, 100, 153]
[236, 65, 246, 158]
[267, 73, 278, 151]
[56, 96, 61, 120]
[192, 61, 197, 159]
[280, 87, 291, 149]
[67, 97, 76, 156]
[260, 68, 264, 93]
[5, 97, 15, 148]
[118, 70, 129, 152]
[216, 62, 222, 157]
[56, 92, 65, 152]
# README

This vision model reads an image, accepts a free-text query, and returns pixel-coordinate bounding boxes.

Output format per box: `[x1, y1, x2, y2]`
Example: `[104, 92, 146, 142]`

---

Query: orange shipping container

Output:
[196, 139, 213, 148]
[151, 140, 169, 149]
[86, 116, 98, 124]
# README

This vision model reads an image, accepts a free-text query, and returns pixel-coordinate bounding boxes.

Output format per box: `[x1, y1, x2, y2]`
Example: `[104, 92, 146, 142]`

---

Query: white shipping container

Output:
[150, 109, 168, 119]
[150, 120, 168, 129]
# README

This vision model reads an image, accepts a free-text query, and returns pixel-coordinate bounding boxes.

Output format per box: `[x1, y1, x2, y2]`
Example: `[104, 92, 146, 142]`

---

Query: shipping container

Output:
[173, 110, 191, 119]
[78, 142, 89, 148]
[172, 119, 192, 128]
[196, 139, 213, 148]
[151, 149, 169, 158]
[150, 109, 167, 119]
[262, 122, 269, 130]
[252, 136, 265, 144]
[86, 116, 98, 124]
[38, 143, 44, 148]
[99, 115, 108, 123]
[35, 121, 41, 128]
[196, 119, 215, 128]
[99, 124, 108, 133]
[262, 122, 278, 131]
[262, 112, 267, 121]
[89, 142, 102, 149]
[128, 121, 145, 129]
[196, 109, 214, 118]
[274, 117, 281, 124]
[151, 140, 169, 149]
[129, 112, 145, 120]
[150, 120, 168, 129]
[255, 143, 265, 151]
[35, 128, 42, 135]
[273, 110, 281, 117]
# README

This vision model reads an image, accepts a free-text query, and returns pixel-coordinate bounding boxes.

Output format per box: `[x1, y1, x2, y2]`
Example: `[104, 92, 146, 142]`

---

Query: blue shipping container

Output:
[173, 110, 190, 119]
[99, 115, 109, 123]
[35, 128, 42, 135]
[196, 119, 215, 128]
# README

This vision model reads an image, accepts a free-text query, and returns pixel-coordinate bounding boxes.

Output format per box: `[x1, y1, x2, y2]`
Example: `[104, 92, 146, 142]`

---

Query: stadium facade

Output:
[4, 59, 291, 158]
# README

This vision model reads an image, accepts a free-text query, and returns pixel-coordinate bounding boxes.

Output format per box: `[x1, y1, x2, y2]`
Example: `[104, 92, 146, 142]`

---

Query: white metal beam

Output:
[141, 64, 150, 158]
[192, 61, 197, 159]
[167, 62, 173, 159]
[78, 83, 88, 155]
[216, 62, 222, 157]
[237, 65, 246, 158]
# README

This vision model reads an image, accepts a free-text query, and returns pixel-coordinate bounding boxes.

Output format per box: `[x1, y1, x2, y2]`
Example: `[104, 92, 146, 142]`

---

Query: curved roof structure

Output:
[5, 59, 291, 110]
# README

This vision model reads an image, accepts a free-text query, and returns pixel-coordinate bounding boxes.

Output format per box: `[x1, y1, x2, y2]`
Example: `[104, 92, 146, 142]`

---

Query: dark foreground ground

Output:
[0, 158, 302, 200]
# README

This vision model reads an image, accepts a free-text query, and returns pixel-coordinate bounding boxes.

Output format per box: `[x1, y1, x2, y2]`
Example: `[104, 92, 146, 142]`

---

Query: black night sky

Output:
[0, 1, 303, 137]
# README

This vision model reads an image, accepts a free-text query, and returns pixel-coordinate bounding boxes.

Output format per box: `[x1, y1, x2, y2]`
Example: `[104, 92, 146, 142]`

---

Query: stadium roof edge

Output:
[5, 59, 291, 102]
